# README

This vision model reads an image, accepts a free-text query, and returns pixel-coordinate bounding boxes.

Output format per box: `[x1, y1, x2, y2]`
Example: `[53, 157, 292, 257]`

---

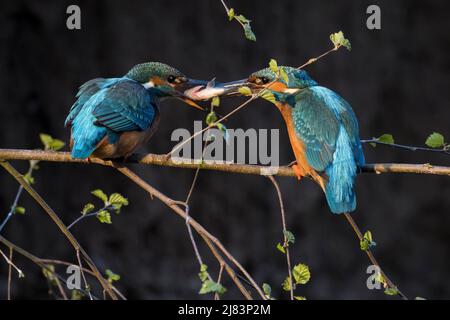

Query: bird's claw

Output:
[292, 164, 304, 181]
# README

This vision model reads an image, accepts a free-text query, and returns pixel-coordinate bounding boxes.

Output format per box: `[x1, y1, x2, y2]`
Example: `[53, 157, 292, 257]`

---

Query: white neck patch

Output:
[143, 81, 155, 89]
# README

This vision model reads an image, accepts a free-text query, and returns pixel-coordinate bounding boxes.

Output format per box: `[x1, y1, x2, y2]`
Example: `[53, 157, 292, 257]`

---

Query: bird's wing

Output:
[65, 78, 115, 127]
[91, 79, 157, 132]
[291, 88, 341, 172]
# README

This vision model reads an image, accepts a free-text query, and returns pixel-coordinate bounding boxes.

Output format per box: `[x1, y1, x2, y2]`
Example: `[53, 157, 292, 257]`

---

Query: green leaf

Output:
[42, 265, 56, 284]
[294, 296, 307, 300]
[39, 133, 53, 149]
[105, 269, 121, 283]
[14, 206, 26, 215]
[238, 86, 252, 96]
[384, 287, 399, 296]
[261, 91, 276, 104]
[81, 203, 95, 215]
[378, 134, 394, 145]
[425, 132, 445, 148]
[227, 8, 235, 21]
[91, 189, 108, 203]
[97, 210, 112, 224]
[71, 290, 84, 300]
[283, 230, 295, 245]
[235, 14, 250, 24]
[280, 67, 289, 85]
[292, 264, 311, 285]
[269, 58, 278, 73]
[198, 264, 209, 282]
[276, 243, 286, 254]
[49, 139, 65, 151]
[109, 193, 129, 213]
[330, 31, 351, 51]
[360, 230, 376, 251]
[199, 280, 227, 295]
[243, 23, 256, 41]
[23, 172, 35, 185]
[262, 283, 272, 297]
[211, 96, 220, 108]
[282, 276, 293, 291]
[206, 111, 218, 125]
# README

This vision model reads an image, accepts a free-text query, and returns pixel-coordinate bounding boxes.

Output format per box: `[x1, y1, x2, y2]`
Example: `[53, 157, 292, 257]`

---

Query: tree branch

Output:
[0, 149, 448, 177]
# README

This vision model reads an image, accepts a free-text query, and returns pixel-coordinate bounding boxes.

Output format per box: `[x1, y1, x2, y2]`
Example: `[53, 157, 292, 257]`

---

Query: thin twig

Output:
[0, 161, 116, 299]
[362, 139, 450, 155]
[112, 164, 266, 299]
[343, 213, 407, 300]
[214, 263, 225, 300]
[7, 248, 12, 300]
[0, 248, 23, 278]
[267, 175, 294, 300]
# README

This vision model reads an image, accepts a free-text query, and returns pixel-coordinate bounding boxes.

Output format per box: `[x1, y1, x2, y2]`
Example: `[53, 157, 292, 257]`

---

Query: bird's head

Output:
[246, 67, 317, 94]
[125, 62, 208, 109]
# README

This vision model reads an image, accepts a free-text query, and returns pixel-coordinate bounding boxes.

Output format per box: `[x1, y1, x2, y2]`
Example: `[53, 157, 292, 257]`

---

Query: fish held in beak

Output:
[184, 79, 249, 101]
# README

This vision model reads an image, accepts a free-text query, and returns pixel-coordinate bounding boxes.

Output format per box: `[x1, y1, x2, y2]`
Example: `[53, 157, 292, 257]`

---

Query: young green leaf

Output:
[360, 230, 376, 251]
[378, 134, 394, 145]
[97, 210, 112, 224]
[211, 96, 220, 108]
[199, 280, 227, 295]
[292, 264, 311, 285]
[238, 86, 252, 96]
[109, 193, 129, 213]
[282, 276, 293, 291]
[206, 111, 218, 125]
[425, 132, 445, 148]
[243, 23, 256, 41]
[280, 67, 289, 85]
[384, 287, 399, 296]
[198, 264, 209, 282]
[49, 139, 65, 151]
[262, 283, 272, 297]
[261, 91, 276, 104]
[269, 59, 278, 73]
[105, 269, 121, 283]
[283, 230, 295, 245]
[23, 172, 35, 185]
[276, 243, 286, 254]
[235, 14, 250, 24]
[294, 296, 307, 300]
[39, 133, 53, 149]
[14, 206, 26, 215]
[330, 31, 351, 51]
[81, 203, 95, 215]
[227, 8, 235, 21]
[71, 290, 84, 300]
[91, 189, 108, 203]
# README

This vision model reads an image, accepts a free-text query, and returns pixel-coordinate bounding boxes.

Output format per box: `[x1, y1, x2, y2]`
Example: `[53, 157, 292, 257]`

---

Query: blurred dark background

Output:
[0, 0, 449, 300]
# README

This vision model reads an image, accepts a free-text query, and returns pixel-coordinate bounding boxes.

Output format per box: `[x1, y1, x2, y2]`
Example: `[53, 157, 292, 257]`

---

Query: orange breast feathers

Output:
[275, 102, 326, 189]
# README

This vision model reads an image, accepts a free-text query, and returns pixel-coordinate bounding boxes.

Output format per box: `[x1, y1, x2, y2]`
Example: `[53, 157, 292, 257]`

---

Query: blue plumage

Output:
[241, 67, 365, 214]
[67, 78, 157, 159]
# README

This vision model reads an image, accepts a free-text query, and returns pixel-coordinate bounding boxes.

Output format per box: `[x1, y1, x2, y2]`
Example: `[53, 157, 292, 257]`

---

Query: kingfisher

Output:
[197, 67, 365, 214]
[65, 62, 207, 160]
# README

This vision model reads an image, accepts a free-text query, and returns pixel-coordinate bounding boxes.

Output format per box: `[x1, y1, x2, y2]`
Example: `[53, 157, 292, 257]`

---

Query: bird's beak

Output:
[183, 78, 250, 101]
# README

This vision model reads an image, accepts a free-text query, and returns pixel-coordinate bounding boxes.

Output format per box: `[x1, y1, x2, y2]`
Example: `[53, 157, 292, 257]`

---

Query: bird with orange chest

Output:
[190, 66, 365, 215]
[65, 62, 207, 160]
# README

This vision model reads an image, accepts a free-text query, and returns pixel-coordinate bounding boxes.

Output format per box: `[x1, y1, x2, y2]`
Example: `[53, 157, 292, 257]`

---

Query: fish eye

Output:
[167, 75, 177, 83]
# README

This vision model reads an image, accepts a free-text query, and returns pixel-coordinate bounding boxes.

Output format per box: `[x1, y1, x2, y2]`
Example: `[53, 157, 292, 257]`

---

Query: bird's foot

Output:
[292, 164, 304, 181]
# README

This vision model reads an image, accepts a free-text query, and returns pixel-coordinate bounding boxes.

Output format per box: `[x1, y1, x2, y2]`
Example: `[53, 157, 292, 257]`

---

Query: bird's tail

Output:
[324, 127, 358, 214]
[70, 125, 106, 159]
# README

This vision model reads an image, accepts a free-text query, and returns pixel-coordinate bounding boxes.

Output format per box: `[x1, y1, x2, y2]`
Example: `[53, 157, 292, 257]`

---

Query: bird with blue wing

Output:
[65, 62, 207, 159]
[204, 66, 365, 214]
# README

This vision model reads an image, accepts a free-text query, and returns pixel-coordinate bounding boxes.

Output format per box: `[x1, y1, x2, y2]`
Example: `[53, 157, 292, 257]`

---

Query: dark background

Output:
[0, 0, 449, 300]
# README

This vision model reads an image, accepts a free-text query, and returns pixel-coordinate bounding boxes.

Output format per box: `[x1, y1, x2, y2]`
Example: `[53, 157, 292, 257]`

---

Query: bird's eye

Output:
[261, 77, 270, 84]
[167, 75, 176, 83]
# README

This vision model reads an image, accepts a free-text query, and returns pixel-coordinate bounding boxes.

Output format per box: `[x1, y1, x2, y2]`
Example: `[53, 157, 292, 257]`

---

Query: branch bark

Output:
[0, 149, 449, 176]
